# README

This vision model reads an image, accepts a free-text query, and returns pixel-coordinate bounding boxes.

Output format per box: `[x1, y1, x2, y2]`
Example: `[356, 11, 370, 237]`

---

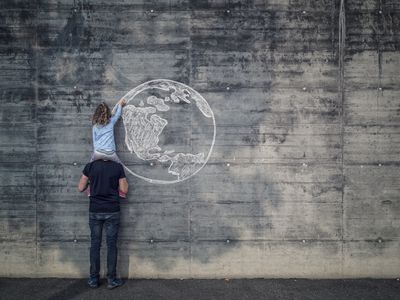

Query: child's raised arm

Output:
[111, 98, 126, 115]
[110, 98, 126, 125]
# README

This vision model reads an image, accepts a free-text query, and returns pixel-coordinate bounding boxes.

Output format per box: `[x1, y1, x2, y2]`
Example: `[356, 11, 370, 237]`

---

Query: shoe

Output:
[87, 277, 99, 288]
[107, 278, 124, 290]
[119, 190, 126, 198]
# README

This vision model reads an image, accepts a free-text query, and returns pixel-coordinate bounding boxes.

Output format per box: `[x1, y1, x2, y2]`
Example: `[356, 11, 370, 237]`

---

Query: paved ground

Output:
[0, 278, 399, 300]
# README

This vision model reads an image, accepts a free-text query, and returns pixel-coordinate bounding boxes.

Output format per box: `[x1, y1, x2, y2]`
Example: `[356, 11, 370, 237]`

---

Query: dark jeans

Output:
[89, 211, 120, 281]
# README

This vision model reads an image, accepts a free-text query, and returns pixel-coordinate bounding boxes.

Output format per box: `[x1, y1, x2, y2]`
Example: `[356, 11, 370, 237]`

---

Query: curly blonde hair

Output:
[92, 102, 111, 125]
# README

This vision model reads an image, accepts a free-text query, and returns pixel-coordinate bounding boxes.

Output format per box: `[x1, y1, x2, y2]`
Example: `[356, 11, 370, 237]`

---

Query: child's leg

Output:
[91, 150, 107, 162]
[108, 152, 122, 164]
[92, 150, 121, 163]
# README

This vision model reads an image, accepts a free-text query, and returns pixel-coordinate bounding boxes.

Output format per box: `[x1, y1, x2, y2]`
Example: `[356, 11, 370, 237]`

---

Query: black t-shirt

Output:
[82, 160, 126, 213]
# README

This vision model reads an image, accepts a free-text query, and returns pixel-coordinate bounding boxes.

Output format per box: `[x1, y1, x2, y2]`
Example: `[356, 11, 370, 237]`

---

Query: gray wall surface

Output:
[1, 0, 399, 278]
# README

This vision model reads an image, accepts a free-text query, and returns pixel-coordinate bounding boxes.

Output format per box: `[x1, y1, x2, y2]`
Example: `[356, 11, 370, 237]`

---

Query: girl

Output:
[87, 98, 126, 197]
[91, 98, 126, 163]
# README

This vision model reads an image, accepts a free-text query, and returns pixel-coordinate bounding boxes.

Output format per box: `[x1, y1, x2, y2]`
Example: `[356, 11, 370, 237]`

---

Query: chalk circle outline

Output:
[120, 79, 216, 184]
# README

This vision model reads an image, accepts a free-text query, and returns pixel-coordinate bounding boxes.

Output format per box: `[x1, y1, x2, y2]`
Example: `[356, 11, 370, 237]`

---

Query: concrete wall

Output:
[0, 0, 399, 278]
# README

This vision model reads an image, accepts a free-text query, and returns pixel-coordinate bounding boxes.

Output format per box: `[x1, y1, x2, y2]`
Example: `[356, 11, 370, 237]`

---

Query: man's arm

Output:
[78, 174, 89, 192]
[119, 177, 128, 194]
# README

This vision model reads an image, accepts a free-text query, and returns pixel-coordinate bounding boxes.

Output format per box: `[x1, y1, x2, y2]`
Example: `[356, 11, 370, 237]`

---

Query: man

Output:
[78, 159, 128, 289]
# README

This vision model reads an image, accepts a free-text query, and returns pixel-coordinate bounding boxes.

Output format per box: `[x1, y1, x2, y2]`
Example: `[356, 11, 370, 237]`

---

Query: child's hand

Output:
[112, 98, 126, 115]
[119, 98, 126, 106]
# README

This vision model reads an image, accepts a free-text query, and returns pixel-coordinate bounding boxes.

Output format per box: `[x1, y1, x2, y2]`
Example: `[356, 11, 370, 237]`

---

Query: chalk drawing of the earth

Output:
[120, 79, 216, 184]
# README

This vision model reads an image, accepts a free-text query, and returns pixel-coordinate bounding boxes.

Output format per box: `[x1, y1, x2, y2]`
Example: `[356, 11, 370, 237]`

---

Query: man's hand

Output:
[78, 174, 89, 192]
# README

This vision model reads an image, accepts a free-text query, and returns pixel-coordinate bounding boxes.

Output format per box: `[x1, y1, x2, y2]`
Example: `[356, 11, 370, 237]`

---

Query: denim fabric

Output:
[92, 104, 122, 152]
[89, 211, 120, 281]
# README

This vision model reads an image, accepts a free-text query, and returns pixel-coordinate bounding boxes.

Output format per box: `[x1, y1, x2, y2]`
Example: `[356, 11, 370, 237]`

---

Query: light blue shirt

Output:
[92, 104, 122, 152]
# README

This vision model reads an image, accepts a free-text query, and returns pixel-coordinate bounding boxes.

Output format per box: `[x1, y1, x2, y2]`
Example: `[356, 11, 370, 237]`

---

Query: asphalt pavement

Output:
[0, 278, 399, 300]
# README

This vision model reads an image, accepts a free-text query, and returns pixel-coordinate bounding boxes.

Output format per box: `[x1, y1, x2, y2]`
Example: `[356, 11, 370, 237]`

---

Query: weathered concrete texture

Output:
[342, 0, 400, 277]
[0, 0, 399, 278]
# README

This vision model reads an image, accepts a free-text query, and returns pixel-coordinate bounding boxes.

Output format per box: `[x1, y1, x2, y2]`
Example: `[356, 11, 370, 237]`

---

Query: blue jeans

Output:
[89, 211, 120, 281]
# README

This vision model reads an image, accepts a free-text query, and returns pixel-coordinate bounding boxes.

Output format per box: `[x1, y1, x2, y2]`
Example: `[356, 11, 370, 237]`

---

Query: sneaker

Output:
[87, 277, 99, 288]
[119, 190, 126, 198]
[107, 278, 124, 290]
